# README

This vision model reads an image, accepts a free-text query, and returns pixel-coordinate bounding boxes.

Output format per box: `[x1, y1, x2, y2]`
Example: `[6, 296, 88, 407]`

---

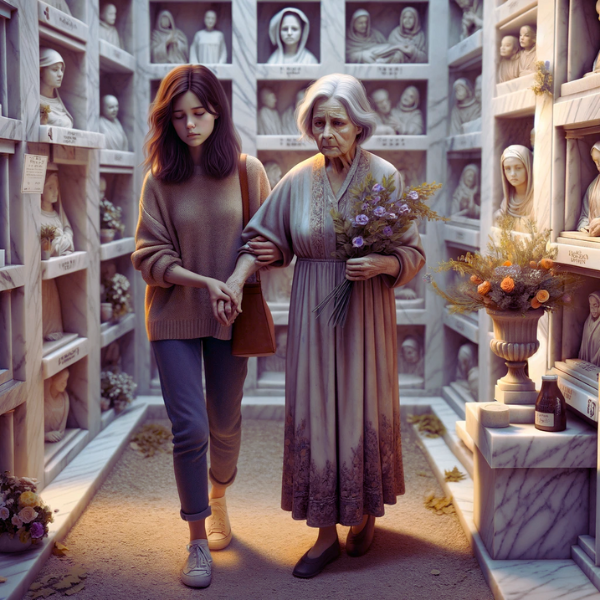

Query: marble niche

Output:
[496, 22, 538, 92]
[256, 82, 309, 136]
[398, 328, 425, 389]
[449, 161, 481, 224]
[449, 75, 481, 137]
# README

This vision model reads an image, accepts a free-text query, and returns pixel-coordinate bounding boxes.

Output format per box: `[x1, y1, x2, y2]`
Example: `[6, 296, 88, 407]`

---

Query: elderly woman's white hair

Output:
[296, 74, 377, 145]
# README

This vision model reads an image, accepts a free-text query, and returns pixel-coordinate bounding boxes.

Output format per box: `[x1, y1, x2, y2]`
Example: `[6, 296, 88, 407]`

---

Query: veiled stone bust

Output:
[579, 291, 600, 367]
[451, 164, 480, 219]
[576, 142, 600, 238]
[585, 1, 600, 77]
[151, 9, 189, 63]
[398, 335, 424, 376]
[450, 78, 481, 135]
[40, 47, 74, 129]
[266, 8, 318, 64]
[517, 25, 537, 76]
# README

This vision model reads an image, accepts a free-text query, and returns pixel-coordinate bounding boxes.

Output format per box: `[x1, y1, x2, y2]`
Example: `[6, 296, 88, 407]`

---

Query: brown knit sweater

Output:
[132, 156, 271, 341]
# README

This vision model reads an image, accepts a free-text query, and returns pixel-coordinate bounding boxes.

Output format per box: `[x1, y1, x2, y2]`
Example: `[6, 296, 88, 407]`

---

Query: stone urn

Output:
[0, 532, 33, 553]
[100, 302, 113, 323]
[486, 307, 544, 404]
[100, 228, 116, 244]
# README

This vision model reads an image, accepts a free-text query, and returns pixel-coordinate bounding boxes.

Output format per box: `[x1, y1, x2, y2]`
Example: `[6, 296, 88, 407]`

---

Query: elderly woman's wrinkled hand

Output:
[247, 236, 283, 264]
[346, 254, 400, 281]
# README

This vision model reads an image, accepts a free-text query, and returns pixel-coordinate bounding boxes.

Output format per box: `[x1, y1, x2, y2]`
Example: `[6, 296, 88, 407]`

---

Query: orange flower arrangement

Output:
[470, 275, 483, 285]
[531, 298, 541, 309]
[539, 258, 553, 270]
[500, 277, 515, 293]
[502, 260, 512, 267]
[536, 290, 550, 303]
[477, 281, 491, 295]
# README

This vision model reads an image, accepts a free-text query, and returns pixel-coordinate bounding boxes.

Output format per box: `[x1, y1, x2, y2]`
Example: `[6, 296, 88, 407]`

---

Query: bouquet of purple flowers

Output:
[313, 174, 443, 327]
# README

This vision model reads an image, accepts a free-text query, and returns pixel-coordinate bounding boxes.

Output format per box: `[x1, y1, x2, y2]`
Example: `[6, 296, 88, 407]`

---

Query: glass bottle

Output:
[534, 374, 567, 432]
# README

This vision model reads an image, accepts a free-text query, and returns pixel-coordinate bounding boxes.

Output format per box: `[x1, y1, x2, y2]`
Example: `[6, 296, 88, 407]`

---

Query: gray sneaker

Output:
[181, 539, 212, 588]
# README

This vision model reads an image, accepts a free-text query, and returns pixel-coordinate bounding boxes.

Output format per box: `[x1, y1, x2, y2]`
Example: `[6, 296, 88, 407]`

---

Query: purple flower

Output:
[373, 206, 386, 217]
[383, 226, 393, 236]
[371, 195, 381, 203]
[362, 202, 369, 211]
[397, 202, 410, 215]
[352, 236, 364, 248]
[372, 183, 384, 193]
[30, 522, 44, 539]
[408, 191, 419, 200]
[355, 214, 369, 226]
[387, 213, 397, 220]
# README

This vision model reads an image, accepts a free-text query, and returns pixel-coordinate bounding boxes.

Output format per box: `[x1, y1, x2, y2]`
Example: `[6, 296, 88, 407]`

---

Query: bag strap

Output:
[239, 153, 262, 284]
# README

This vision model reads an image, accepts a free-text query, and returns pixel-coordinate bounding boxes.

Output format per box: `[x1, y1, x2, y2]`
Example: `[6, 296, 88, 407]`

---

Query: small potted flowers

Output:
[99, 197, 125, 244]
[100, 370, 137, 413]
[40, 104, 51, 125]
[0, 472, 54, 553]
[40, 224, 57, 260]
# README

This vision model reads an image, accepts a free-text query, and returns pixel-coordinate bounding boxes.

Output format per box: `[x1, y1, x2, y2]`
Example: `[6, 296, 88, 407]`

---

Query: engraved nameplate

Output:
[99, 150, 136, 168]
[40, 126, 105, 149]
[41, 251, 88, 280]
[555, 240, 600, 270]
[446, 132, 482, 152]
[38, 1, 88, 43]
[444, 223, 480, 249]
[554, 370, 598, 423]
[42, 337, 89, 380]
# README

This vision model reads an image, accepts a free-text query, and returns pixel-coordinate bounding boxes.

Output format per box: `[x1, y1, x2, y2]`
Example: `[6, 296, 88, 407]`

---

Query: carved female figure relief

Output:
[151, 10, 189, 64]
[576, 142, 600, 238]
[579, 291, 600, 367]
[455, 343, 479, 400]
[451, 164, 480, 219]
[257, 88, 282, 135]
[345, 9, 389, 64]
[398, 335, 425, 377]
[281, 89, 306, 135]
[40, 47, 74, 129]
[190, 10, 228, 64]
[517, 25, 537, 76]
[386, 7, 427, 64]
[100, 94, 128, 151]
[266, 8, 318, 64]
[392, 86, 424, 135]
[99, 3, 122, 48]
[497, 35, 520, 83]
[44, 368, 70, 443]
[453, 0, 483, 40]
[449, 78, 481, 135]
[494, 145, 534, 232]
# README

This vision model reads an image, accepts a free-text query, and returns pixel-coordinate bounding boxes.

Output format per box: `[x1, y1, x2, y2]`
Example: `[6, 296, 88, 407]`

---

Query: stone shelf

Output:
[256, 136, 317, 152]
[39, 126, 105, 149]
[447, 30, 482, 69]
[445, 132, 481, 153]
[495, 0, 538, 27]
[554, 90, 600, 128]
[555, 238, 600, 274]
[257, 64, 322, 81]
[492, 87, 536, 118]
[100, 313, 135, 348]
[146, 63, 233, 81]
[344, 63, 432, 81]
[443, 308, 479, 343]
[396, 307, 427, 325]
[41, 251, 88, 280]
[561, 75, 600, 99]
[44, 428, 89, 486]
[0, 265, 25, 292]
[444, 221, 480, 249]
[99, 39, 135, 73]
[42, 336, 89, 380]
[99, 150, 136, 171]
[553, 362, 598, 425]
[100, 237, 135, 261]
[0, 379, 26, 416]
[38, 0, 88, 45]
[0, 116, 23, 148]
[256, 136, 430, 152]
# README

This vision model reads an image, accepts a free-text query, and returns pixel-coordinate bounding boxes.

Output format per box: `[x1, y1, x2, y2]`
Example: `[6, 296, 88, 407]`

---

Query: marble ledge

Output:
[100, 237, 135, 261]
[0, 379, 26, 417]
[344, 63, 432, 81]
[561, 74, 600, 99]
[42, 336, 89, 380]
[256, 63, 322, 81]
[445, 132, 481, 152]
[443, 308, 479, 343]
[99, 39, 135, 74]
[496, 73, 535, 97]
[144, 63, 233, 81]
[100, 313, 135, 348]
[396, 307, 428, 325]
[553, 366, 598, 425]
[45, 428, 90, 487]
[363, 135, 430, 152]
[495, 0, 538, 27]
[256, 136, 316, 152]
[492, 87, 536, 118]
[41, 251, 88, 280]
[447, 30, 482, 69]
[38, 24, 86, 54]
[465, 402, 597, 469]
[0, 116, 23, 143]
[38, 0, 88, 44]
[99, 150, 136, 169]
[555, 238, 600, 273]
[0, 138, 16, 154]
[0, 264, 25, 292]
[39, 126, 105, 150]
[554, 92, 600, 129]
[443, 222, 480, 249]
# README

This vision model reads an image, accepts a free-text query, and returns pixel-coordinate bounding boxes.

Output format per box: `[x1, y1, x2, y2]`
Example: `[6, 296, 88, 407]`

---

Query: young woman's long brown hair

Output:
[145, 65, 241, 182]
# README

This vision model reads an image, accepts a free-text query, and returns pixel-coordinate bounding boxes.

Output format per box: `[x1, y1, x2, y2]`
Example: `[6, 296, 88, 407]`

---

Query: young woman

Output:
[132, 65, 271, 589]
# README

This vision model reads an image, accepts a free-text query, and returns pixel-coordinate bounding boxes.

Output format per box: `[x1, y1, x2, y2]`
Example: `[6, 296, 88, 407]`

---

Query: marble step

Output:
[579, 535, 596, 563]
[442, 385, 466, 419]
[572, 544, 600, 593]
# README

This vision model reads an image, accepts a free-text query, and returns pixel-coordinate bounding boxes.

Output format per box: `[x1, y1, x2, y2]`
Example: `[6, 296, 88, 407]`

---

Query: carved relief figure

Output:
[398, 335, 425, 376]
[345, 9, 389, 64]
[386, 7, 427, 64]
[99, 3, 122, 48]
[393, 86, 424, 135]
[474, 74, 482, 103]
[454, 0, 483, 40]
[281, 89, 306, 135]
[100, 94, 128, 151]
[494, 145, 534, 232]
[449, 78, 481, 135]
[497, 35, 520, 83]
[517, 25, 537, 76]
[151, 10, 189, 64]
[44, 368, 70, 443]
[579, 291, 600, 367]
[455, 343, 479, 399]
[451, 164, 480, 219]
[190, 10, 227, 64]
[371, 89, 400, 135]
[585, 1, 600, 77]
[263, 161, 283, 189]
[266, 8, 318, 64]
[39, 47, 74, 129]
[576, 142, 600, 238]
[257, 88, 282, 135]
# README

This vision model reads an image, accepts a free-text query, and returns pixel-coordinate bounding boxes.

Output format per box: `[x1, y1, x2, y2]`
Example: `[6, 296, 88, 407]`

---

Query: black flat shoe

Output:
[292, 538, 341, 579]
[345, 515, 375, 557]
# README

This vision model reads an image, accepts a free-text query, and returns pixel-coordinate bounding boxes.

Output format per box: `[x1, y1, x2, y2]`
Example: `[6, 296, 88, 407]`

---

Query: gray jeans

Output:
[151, 338, 248, 522]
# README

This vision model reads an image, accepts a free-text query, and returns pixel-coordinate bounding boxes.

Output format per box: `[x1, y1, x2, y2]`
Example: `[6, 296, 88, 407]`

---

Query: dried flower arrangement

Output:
[102, 273, 131, 319]
[0, 472, 54, 548]
[100, 370, 137, 413]
[40, 104, 51, 125]
[531, 60, 553, 96]
[100, 197, 125, 234]
[40, 224, 57, 244]
[428, 217, 580, 315]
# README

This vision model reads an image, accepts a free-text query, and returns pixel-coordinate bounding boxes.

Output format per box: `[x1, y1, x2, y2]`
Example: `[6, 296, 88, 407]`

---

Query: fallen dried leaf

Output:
[40, 575, 59, 586]
[0, 576, 6, 584]
[431, 569, 440, 576]
[130, 424, 173, 458]
[68, 567, 87, 579]
[416, 470, 432, 478]
[54, 577, 76, 591]
[65, 582, 85, 596]
[52, 542, 69, 557]
[30, 582, 43, 591]
[408, 414, 446, 438]
[444, 466, 466, 482]
[424, 495, 454, 515]
[31, 588, 55, 599]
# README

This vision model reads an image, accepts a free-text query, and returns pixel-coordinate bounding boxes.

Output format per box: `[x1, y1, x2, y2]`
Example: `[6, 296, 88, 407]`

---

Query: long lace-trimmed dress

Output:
[242, 148, 425, 527]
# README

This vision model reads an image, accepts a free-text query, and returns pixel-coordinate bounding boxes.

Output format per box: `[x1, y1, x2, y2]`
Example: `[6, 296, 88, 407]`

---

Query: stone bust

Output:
[345, 9, 389, 64]
[451, 164, 480, 219]
[576, 142, 600, 238]
[99, 3, 122, 49]
[40, 47, 74, 129]
[264, 161, 283, 189]
[100, 94, 128, 151]
[398, 335, 424, 376]
[517, 25, 537, 77]
[44, 368, 70, 443]
[257, 88, 282, 135]
[454, 0, 483, 40]
[267, 8, 318, 64]
[151, 9, 189, 64]
[455, 343, 479, 400]
[579, 291, 600, 367]
[190, 10, 227, 64]
[371, 89, 399, 135]
[450, 78, 481, 135]
[497, 35, 520, 83]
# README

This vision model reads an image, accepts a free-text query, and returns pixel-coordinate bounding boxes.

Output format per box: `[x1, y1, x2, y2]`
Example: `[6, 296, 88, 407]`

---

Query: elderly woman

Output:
[224, 74, 425, 578]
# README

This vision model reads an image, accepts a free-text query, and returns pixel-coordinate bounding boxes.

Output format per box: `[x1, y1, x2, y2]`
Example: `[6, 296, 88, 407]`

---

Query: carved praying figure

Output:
[190, 10, 227, 64]
[257, 88, 282, 135]
[517, 25, 537, 76]
[385, 7, 427, 64]
[576, 142, 600, 238]
[100, 94, 128, 151]
[579, 291, 600, 367]
[451, 164, 480, 219]
[455, 343, 479, 400]
[497, 35, 520, 83]
[40, 47, 74, 129]
[398, 335, 425, 377]
[449, 78, 481, 135]
[266, 8, 318, 64]
[345, 9, 389, 64]
[454, 0, 483, 40]
[151, 10, 189, 63]
[585, 1, 600, 77]
[44, 368, 70, 443]
[99, 3, 122, 48]
[494, 145, 534, 232]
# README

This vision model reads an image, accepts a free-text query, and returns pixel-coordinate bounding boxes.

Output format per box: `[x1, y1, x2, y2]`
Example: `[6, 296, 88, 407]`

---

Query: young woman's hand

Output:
[203, 278, 237, 326]
[224, 276, 244, 326]
[247, 236, 283, 264]
[345, 254, 400, 281]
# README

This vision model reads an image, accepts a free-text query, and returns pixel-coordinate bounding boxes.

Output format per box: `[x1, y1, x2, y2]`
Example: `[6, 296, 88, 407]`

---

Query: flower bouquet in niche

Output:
[100, 370, 137, 413]
[314, 174, 443, 327]
[0, 472, 54, 552]
[102, 272, 131, 321]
